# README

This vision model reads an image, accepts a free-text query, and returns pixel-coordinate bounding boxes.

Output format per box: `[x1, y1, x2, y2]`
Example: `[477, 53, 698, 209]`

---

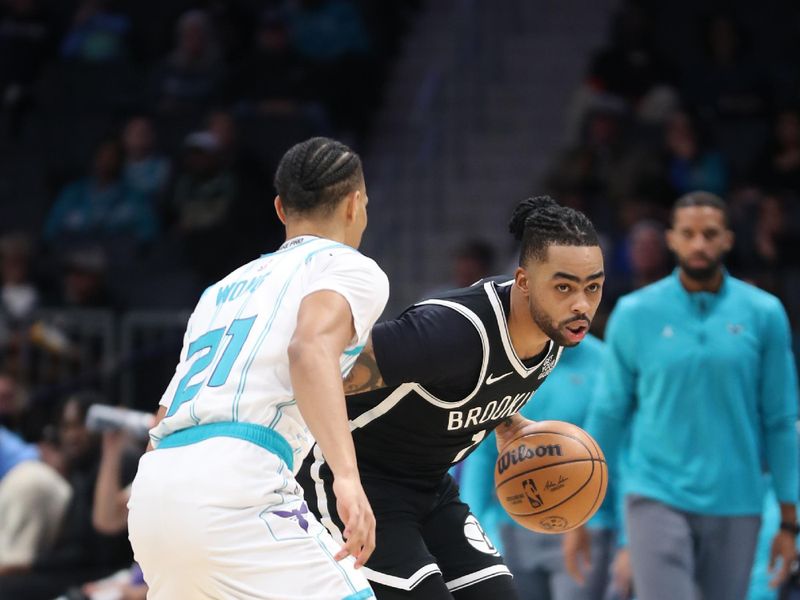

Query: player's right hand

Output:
[495, 414, 538, 451]
[332, 476, 376, 568]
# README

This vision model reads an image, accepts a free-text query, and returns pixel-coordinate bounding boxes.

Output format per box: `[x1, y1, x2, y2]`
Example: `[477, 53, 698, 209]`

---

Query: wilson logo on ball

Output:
[497, 443, 563, 475]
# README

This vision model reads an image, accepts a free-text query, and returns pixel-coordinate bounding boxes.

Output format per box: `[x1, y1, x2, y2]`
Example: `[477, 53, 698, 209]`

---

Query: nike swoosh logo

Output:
[486, 372, 513, 385]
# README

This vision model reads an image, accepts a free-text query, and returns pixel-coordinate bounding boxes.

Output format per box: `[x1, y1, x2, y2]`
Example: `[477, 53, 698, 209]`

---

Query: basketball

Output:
[494, 420, 607, 534]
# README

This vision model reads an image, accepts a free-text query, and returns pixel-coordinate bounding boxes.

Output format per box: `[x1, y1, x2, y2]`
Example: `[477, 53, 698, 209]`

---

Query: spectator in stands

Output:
[546, 100, 641, 228]
[150, 9, 225, 114]
[730, 191, 800, 324]
[550, 103, 626, 191]
[683, 13, 771, 178]
[684, 13, 770, 126]
[0, 392, 139, 599]
[204, 110, 239, 170]
[0, 424, 71, 577]
[203, 109, 286, 266]
[229, 8, 311, 115]
[43, 139, 158, 246]
[288, 0, 369, 64]
[60, 0, 130, 63]
[121, 116, 170, 203]
[452, 239, 496, 287]
[54, 247, 117, 312]
[608, 219, 671, 302]
[0, 233, 40, 342]
[0, 372, 23, 430]
[423, 238, 497, 300]
[78, 428, 147, 600]
[171, 130, 238, 281]
[585, 0, 672, 110]
[0, 234, 43, 381]
[755, 108, 800, 194]
[0, 0, 52, 137]
[663, 110, 728, 197]
[287, 0, 374, 134]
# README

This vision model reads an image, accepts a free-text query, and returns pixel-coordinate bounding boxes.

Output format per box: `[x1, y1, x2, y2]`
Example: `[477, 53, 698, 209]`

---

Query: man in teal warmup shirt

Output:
[460, 334, 620, 600]
[573, 191, 799, 600]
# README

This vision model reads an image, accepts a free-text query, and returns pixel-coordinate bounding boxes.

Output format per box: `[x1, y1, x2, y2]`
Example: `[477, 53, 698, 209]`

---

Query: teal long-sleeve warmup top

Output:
[585, 270, 799, 516]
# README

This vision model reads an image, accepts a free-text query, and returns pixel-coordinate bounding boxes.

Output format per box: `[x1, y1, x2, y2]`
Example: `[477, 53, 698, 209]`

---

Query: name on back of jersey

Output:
[215, 274, 269, 306]
[446, 390, 532, 430]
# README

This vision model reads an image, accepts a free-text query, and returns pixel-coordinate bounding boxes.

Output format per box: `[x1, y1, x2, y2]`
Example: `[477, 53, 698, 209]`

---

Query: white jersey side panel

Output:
[149, 236, 389, 471]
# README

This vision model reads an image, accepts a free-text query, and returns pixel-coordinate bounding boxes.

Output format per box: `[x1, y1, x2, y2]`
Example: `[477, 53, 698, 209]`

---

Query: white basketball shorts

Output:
[128, 436, 374, 600]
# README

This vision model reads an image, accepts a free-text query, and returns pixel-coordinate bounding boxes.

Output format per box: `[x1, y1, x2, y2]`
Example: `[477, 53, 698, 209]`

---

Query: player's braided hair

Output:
[274, 137, 363, 215]
[509, 196, 599, 264]
[671, 191, 730, 227]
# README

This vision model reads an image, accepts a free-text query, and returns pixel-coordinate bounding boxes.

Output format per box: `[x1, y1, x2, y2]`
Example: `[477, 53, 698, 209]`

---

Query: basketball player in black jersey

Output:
[297, 196, 605, 600]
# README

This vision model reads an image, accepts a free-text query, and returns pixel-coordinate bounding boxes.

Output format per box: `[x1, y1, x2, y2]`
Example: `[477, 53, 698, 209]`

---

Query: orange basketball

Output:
[494, 420, 607, 534]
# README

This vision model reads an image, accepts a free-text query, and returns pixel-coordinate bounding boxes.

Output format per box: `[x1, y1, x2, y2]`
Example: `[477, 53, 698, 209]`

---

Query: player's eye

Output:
[556, 284, 571, 293]
[586, 283, 601, 293]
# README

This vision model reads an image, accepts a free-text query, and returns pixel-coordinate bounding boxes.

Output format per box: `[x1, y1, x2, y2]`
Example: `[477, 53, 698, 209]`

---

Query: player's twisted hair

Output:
[509, 196, 599, 264]
[274, 137, 363, 215]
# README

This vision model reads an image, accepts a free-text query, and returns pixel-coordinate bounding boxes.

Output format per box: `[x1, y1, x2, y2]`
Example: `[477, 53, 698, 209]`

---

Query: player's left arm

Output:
[343, 337, 386, 394]
[759, 299, 799, 588]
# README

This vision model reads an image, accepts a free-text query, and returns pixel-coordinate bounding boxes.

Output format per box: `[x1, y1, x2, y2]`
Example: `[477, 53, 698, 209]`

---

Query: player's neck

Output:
[508, 285, 551, 358]
[283, 220, 346, 245]
[678, 268, 724, 293]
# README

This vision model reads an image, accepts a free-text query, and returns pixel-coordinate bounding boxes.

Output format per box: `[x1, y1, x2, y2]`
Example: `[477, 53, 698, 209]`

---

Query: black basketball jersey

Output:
[348, 278, 564, 488]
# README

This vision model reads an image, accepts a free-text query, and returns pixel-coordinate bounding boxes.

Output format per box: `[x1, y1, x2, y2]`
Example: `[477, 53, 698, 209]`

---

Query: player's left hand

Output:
[562, 526, 592, 584]
[768, 530, 798, 588]
[332, 476, 376, 568]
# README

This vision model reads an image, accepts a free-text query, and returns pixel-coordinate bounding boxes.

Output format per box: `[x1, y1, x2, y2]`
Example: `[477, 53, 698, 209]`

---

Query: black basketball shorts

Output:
[298, 451, 511, 593]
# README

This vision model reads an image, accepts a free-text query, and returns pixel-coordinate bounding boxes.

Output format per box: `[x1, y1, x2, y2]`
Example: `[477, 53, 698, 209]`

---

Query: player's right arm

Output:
[290, 289, 375, 568]
[494, 413, 537, 451]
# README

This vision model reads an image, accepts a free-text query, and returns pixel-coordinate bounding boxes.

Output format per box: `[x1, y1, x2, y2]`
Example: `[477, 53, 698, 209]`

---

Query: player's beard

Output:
[678, 253, 725, 282]
[528, 295, 589, 348]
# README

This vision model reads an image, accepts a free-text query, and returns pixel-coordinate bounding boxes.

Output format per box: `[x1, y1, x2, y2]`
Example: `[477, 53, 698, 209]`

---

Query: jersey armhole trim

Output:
[408, 299, 490, 409]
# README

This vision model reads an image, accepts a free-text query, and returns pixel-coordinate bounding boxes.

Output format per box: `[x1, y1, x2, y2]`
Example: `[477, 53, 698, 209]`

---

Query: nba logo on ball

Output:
[494, 421, 608, 534]
[522, 478, 543, 509]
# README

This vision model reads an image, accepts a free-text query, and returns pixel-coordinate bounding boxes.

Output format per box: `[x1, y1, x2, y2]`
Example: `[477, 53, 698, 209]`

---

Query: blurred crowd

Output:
[1, 387, 147, 600]
[542, 0, 800, 339]
[1, 0, 800, 598]
[0, 0, 419, 311]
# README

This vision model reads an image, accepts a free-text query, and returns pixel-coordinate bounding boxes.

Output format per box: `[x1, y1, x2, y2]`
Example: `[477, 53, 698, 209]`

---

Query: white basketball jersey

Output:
[150, 235, 389, 471]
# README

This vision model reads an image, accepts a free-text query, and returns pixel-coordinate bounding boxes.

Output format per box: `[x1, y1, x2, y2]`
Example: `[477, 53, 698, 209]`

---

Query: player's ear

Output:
[514, 266, 530, 296]
[343, 190, 359, 223]
[722, 228, 734, 252]
[274, 196, 287, 225]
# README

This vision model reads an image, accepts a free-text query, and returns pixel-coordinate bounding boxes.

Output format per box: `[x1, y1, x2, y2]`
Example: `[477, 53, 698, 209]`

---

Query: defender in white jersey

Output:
[127, 137, 388, 600]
